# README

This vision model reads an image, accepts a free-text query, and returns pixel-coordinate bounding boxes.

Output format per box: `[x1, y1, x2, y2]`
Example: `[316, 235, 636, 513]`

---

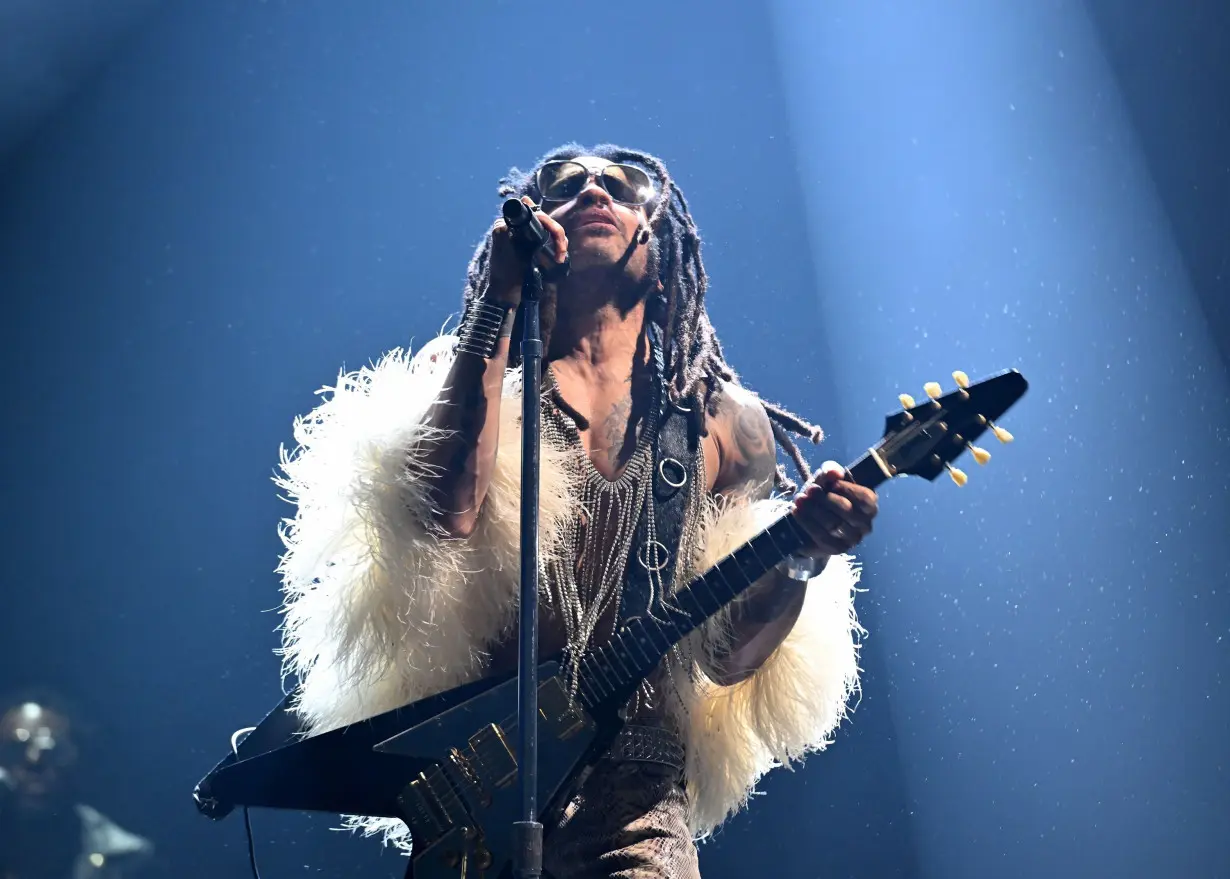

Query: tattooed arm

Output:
[415, 335, 513, 539]
[706, 382, 816, 685]
[414, 196, 571, 538]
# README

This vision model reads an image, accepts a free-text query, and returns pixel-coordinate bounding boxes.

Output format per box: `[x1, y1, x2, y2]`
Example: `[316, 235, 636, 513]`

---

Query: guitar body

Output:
[375, 658, 620, 878]
[194, 367, 1029, 879]
[366, 368, 1032, 877]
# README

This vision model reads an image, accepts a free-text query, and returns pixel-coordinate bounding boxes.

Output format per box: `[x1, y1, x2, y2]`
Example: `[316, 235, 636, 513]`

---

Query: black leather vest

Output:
[619, 330, 702, 625]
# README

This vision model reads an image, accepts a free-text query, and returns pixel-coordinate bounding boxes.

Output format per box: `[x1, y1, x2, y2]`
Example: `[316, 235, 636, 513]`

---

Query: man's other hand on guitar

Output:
[792, 463, 879, 559]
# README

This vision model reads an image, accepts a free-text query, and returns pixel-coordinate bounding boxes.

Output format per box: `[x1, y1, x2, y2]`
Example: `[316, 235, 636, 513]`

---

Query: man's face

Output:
[540, 156, 653, 281]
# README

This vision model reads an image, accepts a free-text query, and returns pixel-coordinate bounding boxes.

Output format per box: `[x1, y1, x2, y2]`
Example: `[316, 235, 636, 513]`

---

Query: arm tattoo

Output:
[720, 397, 777, 499]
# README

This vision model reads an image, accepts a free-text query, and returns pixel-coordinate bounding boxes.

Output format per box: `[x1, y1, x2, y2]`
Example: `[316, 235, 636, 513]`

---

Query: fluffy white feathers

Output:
[275, 338, 863, 846]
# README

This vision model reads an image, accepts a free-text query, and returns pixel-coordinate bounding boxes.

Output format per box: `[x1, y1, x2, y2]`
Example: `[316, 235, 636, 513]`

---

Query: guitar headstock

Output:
[870, 369, 1028, 486]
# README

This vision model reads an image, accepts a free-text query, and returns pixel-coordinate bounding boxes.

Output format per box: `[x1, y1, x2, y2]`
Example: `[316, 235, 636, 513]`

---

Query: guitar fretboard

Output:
[575, 450, 888, 713]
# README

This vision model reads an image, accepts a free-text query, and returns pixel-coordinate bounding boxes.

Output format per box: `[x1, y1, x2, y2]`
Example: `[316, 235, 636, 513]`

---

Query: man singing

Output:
[275, 144, 876, 878]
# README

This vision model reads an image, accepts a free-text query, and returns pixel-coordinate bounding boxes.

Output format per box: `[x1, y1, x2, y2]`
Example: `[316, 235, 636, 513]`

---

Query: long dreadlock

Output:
[461, 143, 823, 493]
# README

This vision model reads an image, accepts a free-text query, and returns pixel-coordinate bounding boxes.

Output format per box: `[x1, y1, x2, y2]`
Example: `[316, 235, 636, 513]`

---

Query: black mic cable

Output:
[229, 727, 263, 879]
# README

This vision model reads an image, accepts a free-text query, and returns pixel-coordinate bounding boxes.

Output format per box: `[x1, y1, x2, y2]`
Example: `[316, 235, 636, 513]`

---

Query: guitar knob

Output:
[899, 393, 916, 409]
[924, 382, 943, 400]
[946, 463, 968, 486]
[968, 444, 991, 465]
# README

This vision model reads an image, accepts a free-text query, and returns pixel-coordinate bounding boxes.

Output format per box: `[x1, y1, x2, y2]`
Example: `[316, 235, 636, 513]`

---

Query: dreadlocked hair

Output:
[461, 143, 823, 493]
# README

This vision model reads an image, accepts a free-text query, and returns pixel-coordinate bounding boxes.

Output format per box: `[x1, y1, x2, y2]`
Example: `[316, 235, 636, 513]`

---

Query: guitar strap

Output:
[619, 329, 701, 625]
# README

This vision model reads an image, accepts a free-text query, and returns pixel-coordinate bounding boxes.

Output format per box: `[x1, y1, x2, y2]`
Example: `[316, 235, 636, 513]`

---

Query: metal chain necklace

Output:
[540, 364, 662, 694]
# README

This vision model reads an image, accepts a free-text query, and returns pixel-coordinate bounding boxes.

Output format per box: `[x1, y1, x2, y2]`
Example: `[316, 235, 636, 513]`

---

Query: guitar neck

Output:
[574, 449, 890, 714]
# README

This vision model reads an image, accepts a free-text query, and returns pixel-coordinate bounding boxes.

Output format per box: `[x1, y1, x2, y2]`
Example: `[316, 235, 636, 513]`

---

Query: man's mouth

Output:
[570, 210, 618, 231]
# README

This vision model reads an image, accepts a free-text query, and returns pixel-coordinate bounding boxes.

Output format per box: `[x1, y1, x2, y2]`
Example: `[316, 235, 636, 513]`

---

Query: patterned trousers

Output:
[543, 760, 702, 879]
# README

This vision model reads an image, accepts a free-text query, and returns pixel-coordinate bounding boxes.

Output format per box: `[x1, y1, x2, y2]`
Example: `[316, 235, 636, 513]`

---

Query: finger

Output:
[799, 483, 875, 538]
[796, 496, 862, 538]
[803, 523, 858, 556]
[802, 492, 872, 543]
[529, 200, 569, 264]
[817, 460, 846, 485]
[827, 480, 878, 516]
[807, 485, 855, 518]
[794, 509, 848, 556]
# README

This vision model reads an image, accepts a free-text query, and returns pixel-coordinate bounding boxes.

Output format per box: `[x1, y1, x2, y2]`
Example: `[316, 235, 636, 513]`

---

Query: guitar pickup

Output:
[468, 724, 518, 789]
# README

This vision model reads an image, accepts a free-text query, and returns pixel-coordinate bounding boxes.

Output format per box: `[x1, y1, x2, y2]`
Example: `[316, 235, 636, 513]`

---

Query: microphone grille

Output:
[502, 198, 532, 227]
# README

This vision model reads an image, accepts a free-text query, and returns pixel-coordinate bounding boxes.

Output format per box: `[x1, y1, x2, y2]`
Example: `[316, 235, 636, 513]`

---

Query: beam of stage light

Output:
[770, 2, 1230, 878]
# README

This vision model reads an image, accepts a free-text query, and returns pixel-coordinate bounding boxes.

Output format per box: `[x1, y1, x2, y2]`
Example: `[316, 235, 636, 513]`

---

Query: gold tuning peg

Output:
[976, 414, 1015, 444]
[924, 381, 943, 400]
[952, 370, 972, 400]
[946, 462, 968, 486]
[968, 444, 991, 465]
[898, 393, 916, 409]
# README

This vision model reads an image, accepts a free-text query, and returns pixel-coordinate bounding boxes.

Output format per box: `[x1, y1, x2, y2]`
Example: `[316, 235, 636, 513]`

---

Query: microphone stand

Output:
[513, 259, 545, 879]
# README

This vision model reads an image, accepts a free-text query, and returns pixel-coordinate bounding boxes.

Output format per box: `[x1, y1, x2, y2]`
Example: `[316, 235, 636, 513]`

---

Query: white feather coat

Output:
[275, 336, 864, 848]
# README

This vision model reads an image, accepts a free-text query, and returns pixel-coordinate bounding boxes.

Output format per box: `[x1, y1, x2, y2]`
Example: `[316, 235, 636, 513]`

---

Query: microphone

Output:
[502, 198, 569, 281]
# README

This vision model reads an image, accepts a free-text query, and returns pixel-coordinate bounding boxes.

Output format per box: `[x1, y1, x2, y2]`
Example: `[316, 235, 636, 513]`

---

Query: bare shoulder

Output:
[708, 380, 777, 500]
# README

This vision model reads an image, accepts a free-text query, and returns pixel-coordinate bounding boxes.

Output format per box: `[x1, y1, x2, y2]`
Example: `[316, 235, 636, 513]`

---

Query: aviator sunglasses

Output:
[535, 160, 655, 206]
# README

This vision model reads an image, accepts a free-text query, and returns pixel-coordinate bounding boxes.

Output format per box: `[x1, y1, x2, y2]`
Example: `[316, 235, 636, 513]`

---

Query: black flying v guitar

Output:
[193, 368, 1028, 878]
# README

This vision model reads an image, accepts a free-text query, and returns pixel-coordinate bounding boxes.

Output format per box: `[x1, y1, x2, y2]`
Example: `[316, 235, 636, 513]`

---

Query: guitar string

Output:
[581, 404, 949, 705]
[410, 406, 957, 843]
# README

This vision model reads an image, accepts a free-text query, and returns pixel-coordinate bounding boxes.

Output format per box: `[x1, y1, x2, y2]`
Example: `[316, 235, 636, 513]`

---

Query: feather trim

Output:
[275, 336, 863, 849]
[669, 498, 863, 837]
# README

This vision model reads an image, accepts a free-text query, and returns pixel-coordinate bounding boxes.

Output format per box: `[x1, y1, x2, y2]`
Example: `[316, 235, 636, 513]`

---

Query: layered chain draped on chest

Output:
[538, 360, 707, 698]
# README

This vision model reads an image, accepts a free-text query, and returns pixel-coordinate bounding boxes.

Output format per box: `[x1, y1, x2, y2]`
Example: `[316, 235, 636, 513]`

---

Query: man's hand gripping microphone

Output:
[501, 198, 571, 284]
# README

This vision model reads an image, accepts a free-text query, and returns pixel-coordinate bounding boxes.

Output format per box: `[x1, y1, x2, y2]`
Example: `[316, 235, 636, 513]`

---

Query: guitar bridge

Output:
[375, 661, 602, 873]
[398, 767, 470, 851]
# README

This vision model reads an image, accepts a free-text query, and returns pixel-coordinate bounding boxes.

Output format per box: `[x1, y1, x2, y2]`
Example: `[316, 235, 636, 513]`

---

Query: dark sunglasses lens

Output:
[539, 162, 588, 201]
[539, 161, 653, 204]
[600, 165, 652, 204]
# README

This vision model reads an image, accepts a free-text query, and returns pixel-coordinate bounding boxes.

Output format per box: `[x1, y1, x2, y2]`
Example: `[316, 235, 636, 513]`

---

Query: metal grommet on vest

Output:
[619, 326, 696, 627]
[658, 457, 688, 490]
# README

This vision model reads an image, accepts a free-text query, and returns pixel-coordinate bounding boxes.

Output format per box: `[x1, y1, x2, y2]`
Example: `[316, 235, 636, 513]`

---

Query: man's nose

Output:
[574, 181, 614, 207]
